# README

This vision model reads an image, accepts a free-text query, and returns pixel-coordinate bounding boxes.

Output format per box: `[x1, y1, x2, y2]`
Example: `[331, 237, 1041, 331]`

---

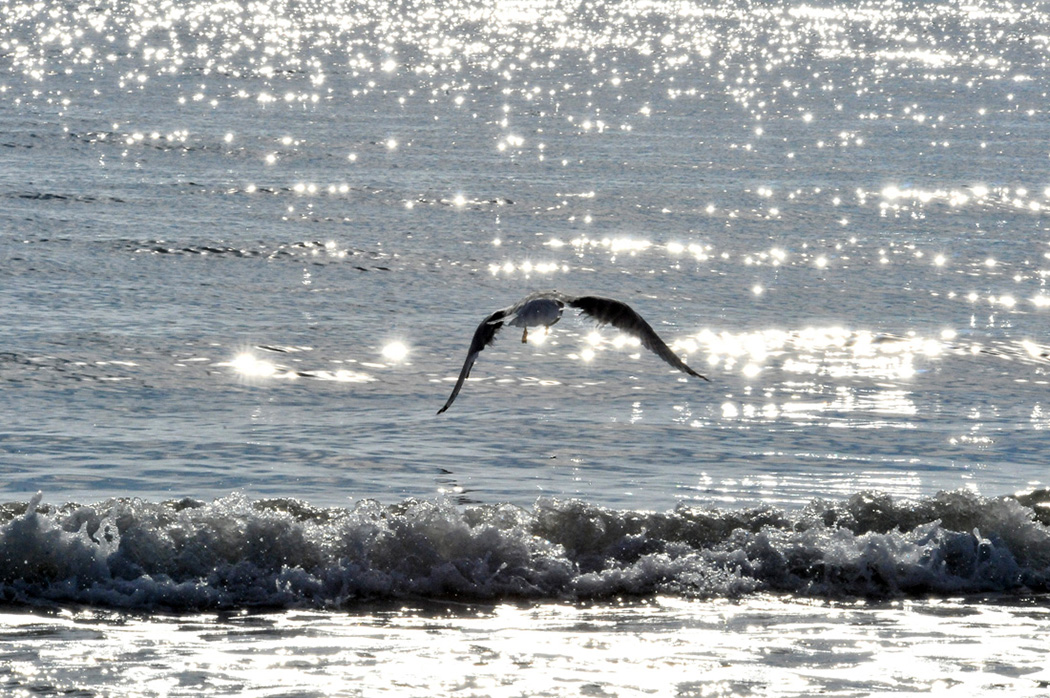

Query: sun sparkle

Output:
[381, 341, 409, 362]
[229, 352, 277, 378]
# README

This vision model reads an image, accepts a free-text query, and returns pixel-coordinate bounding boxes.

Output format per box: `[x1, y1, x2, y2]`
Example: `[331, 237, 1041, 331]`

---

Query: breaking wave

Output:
[2, 490, 1048, 610]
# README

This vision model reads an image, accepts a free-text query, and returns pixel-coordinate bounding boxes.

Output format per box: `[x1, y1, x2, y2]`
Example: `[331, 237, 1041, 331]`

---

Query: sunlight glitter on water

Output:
[681, 327, 950, 382]
[227, 352, 278, 378]
[3, 0, 1049, 519]
[381, 341, 410, 363]
[7, 596, 1049, 696]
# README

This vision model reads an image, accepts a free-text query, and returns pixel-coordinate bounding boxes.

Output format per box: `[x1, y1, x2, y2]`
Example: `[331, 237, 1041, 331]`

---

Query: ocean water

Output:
[3, 0, 1050, 693]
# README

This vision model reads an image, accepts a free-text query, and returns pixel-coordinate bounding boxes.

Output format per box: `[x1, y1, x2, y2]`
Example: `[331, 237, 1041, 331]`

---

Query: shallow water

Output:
[5, 596, 1050, 697]
[3, 0, 1050, 693]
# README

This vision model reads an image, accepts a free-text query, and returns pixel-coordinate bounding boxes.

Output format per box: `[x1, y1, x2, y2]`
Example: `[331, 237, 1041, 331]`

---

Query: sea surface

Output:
[3, 0, 1050, 694]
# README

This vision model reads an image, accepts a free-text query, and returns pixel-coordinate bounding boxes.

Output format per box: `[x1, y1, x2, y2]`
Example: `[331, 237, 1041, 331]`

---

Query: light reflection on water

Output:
[4, 0, 1050, 512]
[5, 596, 1049, 696]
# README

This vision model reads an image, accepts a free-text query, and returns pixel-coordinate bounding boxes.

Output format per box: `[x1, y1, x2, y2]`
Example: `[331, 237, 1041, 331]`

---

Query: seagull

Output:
[437, 291, 708, 413]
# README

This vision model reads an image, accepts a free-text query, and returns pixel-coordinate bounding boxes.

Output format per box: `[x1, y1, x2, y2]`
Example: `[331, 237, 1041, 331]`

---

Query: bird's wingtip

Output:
[684, 366, 710, 381]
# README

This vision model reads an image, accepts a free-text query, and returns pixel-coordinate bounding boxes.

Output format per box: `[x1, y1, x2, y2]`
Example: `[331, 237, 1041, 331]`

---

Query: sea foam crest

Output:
[1, 490, 1048, 610]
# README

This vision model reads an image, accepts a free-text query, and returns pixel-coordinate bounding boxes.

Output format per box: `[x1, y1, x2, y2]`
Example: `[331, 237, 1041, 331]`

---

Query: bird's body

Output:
[437, 291, 708, 414]
[504, 295, 564, 342]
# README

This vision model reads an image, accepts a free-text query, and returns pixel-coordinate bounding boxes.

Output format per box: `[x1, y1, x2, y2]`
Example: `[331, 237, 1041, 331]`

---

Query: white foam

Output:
[1, 490, 1047, 610]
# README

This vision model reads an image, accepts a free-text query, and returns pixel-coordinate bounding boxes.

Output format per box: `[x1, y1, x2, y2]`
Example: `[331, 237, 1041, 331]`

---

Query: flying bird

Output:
[437, 291, 708, 413]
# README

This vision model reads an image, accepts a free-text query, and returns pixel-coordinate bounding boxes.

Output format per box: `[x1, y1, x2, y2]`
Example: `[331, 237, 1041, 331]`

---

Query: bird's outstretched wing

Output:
[567, 295, 709, 380]
[437, 308, 509, 414]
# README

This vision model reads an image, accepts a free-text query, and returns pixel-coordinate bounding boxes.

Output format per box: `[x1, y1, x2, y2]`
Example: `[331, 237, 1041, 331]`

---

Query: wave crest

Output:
[1, 490, 1048, 610]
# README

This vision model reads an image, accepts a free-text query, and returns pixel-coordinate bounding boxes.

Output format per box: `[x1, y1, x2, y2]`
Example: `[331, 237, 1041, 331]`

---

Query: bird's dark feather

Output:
[437, 308, 508, 414]
[568, 295, 708, 380]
